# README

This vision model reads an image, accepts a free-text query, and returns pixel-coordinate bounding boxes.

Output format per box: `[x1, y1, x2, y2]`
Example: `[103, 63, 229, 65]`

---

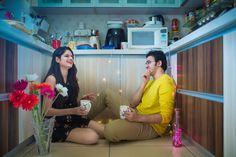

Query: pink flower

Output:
[13, 79, 28, 91]
[40, 86, 56, 100]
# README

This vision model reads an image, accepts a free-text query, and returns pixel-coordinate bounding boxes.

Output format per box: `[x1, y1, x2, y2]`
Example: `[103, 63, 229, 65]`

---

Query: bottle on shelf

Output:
[171, 18, 180, 42]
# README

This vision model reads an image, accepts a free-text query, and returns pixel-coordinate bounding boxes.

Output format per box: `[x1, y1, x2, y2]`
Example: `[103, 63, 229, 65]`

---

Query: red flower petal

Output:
[21, 94, 39, 111]
[9, 91, 26, 108]
[13, 79, 28, 91]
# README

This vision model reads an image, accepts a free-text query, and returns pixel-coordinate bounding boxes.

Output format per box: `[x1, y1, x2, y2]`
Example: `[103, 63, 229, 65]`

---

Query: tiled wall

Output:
[46, 14, 186, 46]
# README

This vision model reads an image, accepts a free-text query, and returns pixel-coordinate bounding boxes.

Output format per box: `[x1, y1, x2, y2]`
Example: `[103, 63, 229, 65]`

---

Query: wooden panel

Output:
[177, 37, 223, 95]
[177, 94, 223, 157]
[0, 39, 18, 156]
[0, 101, 9, 156]
[0, 38, 6, 92]
[177, 37, 223, 157]
[6, 41, 18, 92]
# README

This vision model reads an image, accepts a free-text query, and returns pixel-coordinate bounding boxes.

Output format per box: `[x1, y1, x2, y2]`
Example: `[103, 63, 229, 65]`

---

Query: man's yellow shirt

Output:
[137, 74, 176, 135]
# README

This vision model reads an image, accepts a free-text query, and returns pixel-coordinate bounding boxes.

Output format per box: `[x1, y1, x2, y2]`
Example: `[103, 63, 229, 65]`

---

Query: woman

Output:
[44, 46, 103, 144]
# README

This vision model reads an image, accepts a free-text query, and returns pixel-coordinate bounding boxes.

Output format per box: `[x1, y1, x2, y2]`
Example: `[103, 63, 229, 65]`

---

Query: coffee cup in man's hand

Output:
[120, 105, 130, 119]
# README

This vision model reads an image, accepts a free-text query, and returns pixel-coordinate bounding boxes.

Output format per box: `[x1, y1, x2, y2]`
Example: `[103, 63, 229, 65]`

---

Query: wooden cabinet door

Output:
[177, 37, 223, 157]
[0, 38, 18, 156]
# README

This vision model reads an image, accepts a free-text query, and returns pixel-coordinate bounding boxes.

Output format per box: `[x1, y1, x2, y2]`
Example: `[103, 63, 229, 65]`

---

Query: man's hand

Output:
[142, 70, 151, 84]
[125, 108, 140, 122]
[125, 107, 163, 124]
[81, 93, 97, 103]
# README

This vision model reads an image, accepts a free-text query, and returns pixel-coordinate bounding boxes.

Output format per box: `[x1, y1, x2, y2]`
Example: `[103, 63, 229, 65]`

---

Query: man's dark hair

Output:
[146, 50, 167, 71]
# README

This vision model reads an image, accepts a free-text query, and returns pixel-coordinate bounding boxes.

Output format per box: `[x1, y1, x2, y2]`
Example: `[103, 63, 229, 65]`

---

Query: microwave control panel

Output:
[160, 28, 168, 47]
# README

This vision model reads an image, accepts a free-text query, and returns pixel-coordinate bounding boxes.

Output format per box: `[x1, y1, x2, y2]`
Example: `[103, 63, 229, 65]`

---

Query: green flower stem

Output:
[32, 107, 48, 155]
[42, 94, 59, 119]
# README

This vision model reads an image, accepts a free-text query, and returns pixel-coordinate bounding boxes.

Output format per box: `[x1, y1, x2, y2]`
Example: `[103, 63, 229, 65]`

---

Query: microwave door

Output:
[132, 31, 155, 48]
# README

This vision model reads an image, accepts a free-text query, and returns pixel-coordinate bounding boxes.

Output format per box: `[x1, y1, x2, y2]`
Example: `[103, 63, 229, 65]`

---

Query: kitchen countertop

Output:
[0, 7, 236, 56]
[73, 49, 154, 55]
[0, 20, 54, 55]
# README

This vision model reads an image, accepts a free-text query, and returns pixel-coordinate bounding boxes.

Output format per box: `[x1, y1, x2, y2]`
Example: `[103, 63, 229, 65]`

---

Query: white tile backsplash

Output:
[47, 14, 186, 47]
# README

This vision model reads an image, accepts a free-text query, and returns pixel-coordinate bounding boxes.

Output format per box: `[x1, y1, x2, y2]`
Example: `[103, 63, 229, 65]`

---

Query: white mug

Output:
[80, 100, 92, 112]
[121, 42, 128, 49]
[120, 105, 130, 119]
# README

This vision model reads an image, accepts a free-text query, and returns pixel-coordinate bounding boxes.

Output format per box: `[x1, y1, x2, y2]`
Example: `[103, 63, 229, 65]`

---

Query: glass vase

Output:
[32, 116, 55, 155]
[172, 108, 182, 147]
[172, 127, 182, 147]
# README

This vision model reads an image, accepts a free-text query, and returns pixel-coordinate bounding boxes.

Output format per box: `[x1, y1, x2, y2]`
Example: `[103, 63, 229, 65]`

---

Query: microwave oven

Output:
[127, 27, 168, 49]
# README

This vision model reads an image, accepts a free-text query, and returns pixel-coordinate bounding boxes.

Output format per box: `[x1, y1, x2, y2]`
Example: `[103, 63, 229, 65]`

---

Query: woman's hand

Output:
[81, 93, 97, 103]
[73, 106, 89, 116]
[125, 108, 140, 122]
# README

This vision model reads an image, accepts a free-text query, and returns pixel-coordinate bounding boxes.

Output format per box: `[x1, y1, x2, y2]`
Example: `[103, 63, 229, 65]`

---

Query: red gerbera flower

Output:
[29, 83, 38, 94]
[9, 90, 26, 108]
[21, 94, 39, 111]
[13, 79, 28, 91]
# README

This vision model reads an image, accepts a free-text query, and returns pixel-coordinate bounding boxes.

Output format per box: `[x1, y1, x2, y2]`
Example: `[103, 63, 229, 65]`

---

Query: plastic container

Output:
[52, 40, 61, 49]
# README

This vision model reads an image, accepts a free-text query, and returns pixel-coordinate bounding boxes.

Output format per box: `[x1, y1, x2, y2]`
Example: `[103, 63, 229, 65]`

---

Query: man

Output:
[88, 50, 176, 142]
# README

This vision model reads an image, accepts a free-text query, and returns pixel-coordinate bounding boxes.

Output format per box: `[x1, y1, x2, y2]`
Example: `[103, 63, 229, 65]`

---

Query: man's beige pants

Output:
[88, 89, 159, 142]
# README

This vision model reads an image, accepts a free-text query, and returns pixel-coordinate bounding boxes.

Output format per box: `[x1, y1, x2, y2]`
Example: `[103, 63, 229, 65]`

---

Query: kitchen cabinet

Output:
[124, 0, 151, 7]
[152, 0, 184, 7]
[0, 38, 18, 157]
[165, 8, 236, 157]
[95, 0, 122, 7]
[176, 37, 223, 157]
[39, 0, 95, 7]
[68, 0, 94, 7]
[38, 0, 65, 7]
[36, 0, 184, 7]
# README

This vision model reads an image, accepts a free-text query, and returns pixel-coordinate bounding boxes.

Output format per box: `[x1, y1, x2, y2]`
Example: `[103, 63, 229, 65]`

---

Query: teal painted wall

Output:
[3, 0, 32, 21]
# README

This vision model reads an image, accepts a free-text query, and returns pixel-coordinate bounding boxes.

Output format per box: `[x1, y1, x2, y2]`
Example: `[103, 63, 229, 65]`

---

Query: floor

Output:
[18, 136, 207, 157]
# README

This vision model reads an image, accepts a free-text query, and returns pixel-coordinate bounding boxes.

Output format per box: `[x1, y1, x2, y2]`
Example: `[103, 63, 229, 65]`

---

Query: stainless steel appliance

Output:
[149, 15, 165, 26]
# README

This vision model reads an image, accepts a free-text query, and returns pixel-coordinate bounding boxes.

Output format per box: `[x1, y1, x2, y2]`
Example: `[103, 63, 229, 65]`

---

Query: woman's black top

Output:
[51, 80, 90, 142]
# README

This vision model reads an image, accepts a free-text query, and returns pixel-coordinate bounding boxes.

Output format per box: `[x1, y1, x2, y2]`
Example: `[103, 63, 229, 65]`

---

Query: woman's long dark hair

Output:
[44, 46, 79, 102]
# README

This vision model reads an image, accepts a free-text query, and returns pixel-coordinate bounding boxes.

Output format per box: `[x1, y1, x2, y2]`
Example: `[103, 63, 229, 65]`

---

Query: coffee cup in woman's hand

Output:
[80, 100, 92, 112]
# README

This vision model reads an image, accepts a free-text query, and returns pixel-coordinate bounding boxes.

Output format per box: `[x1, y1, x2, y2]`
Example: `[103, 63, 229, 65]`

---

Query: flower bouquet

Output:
[9, 74, 68, 155]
